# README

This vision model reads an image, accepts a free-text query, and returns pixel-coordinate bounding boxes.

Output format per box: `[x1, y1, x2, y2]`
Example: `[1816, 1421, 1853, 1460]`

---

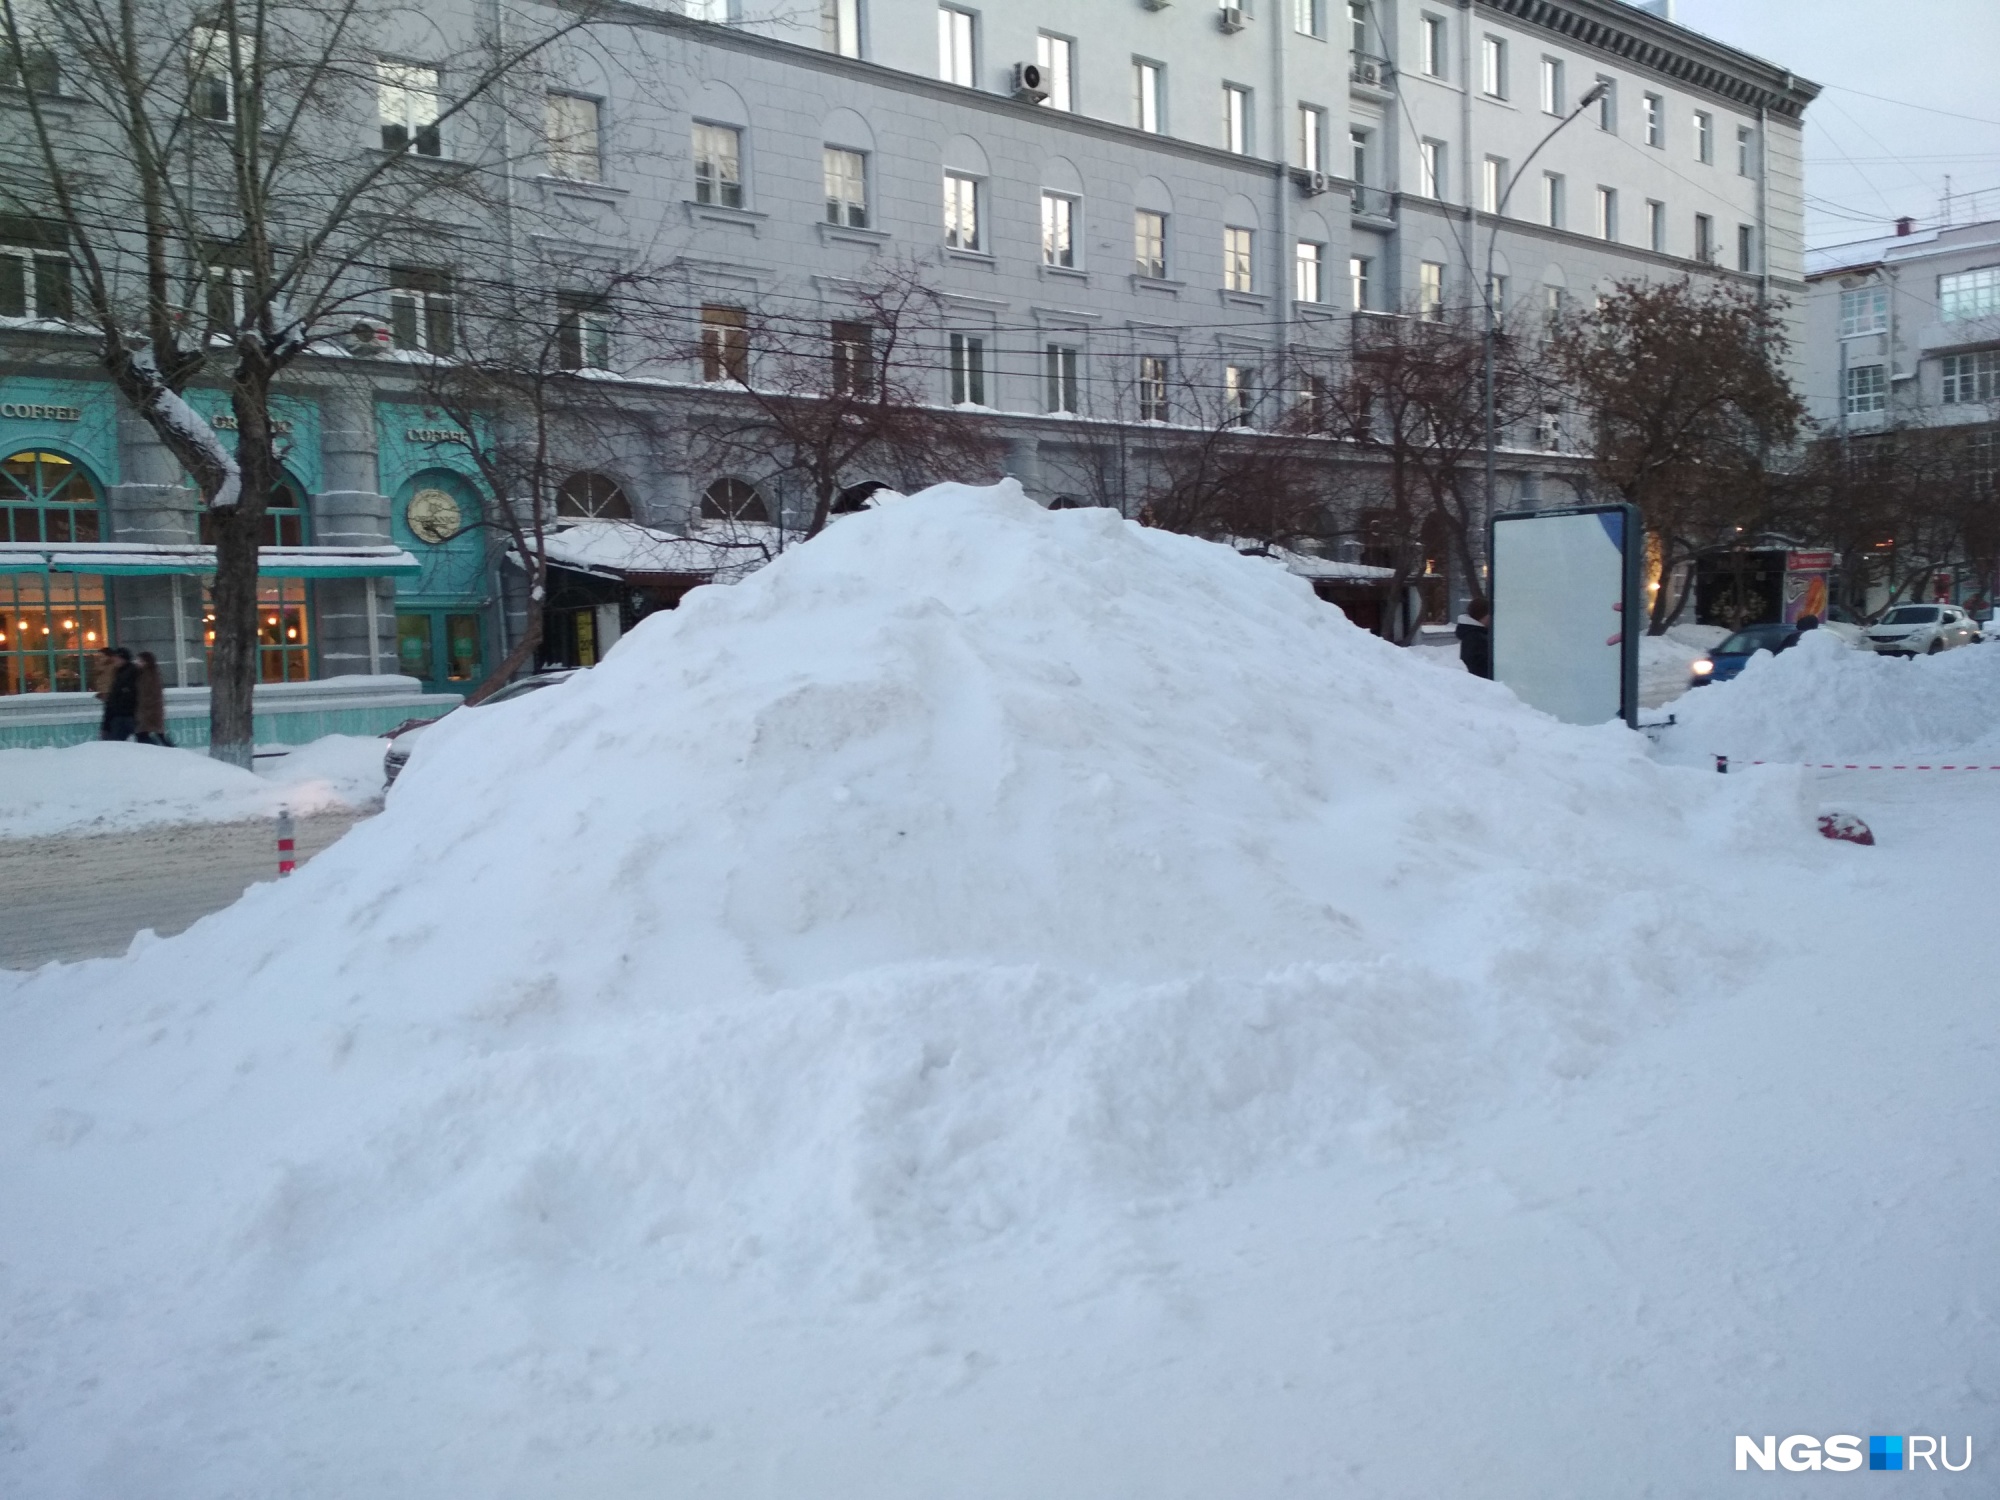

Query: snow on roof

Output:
[1805, 218, 2000, 278]
[527, 519, 778, 583]
[1222, 538, 1397, 582]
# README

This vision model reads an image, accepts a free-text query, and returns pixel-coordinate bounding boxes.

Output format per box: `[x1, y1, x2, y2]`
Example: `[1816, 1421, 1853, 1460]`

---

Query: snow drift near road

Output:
[3, 483, 1991, 1499]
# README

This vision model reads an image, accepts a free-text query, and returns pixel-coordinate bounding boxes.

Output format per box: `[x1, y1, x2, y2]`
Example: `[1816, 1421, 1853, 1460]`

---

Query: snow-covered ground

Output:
[0, 734, 387, 839]
[1, 484, 1993, 1498]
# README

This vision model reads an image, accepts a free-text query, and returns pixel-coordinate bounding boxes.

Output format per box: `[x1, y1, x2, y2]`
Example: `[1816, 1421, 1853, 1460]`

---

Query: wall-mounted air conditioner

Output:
[1218, 5, 1246, 32]
[1302, 170, 1331, 196]
[1012, 62, 1049, 103]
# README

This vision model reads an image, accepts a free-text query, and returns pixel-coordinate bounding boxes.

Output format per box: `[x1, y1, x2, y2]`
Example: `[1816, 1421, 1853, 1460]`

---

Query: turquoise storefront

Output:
[377, 406, 495, 695]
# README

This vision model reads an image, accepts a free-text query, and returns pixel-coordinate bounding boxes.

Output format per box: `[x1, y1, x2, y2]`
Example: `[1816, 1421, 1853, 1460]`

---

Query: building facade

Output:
[0, 0, 1815, 737]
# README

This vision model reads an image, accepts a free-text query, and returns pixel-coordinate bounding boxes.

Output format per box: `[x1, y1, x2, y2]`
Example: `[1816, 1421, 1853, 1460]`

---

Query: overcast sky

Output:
[1667, 0, 2000, 249]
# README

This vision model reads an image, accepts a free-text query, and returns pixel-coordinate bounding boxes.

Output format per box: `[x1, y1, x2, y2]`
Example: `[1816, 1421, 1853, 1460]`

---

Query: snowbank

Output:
[4, 482, 1966, 1497]
[1637, 624, 1726, 705]
[0, 735, 386, 839]
[1658, 629, 2000, 765]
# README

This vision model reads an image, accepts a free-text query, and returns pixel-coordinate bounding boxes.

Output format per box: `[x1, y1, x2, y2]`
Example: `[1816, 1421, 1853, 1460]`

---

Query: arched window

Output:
[556, 471, 634, 520]
[700, 477, 770, 523]
[198, 474, 310, 546]
[1, 450, 103, 542]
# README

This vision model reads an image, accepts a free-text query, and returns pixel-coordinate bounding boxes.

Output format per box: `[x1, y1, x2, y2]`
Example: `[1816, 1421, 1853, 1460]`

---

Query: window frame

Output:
[1045, 342, 1081, 414]
[1138, 354, 1170, 423]
[1941, 351, 2000, 406]
[1693, 109, 1713, 163]
[1297, 104, 1326, 173]
[699, 302, 749, 383]
[1838, 284, 1889, 338]
[1294, 239, 1323, 303]
[1135, 209, 1168, 279]
[1938, 266, 1999, 323]
[822, 0, 861, 57]
[1040, 190, 1078, 269]
[1420, 13, 1446, 79]
[943, 170, 981, 251]
[1643, 92, 1663, 148]
[1842, 363, 1887, 416]
[1035, 31, 1074, 111]
[544, 91, 602, 182]
[377, 59, 442, 157]
[1349, 254, 1371, 311]
[1646, 198, 1666, 253]
[1540, 55, 1563, 116]
[1481, 35, 1507, 98]
[1481, 155, 1506, 215]
[1222, 225, 1255, 293]
[1224, 83, 1251, 154]
[824, 145, 868, 228]
[1594, 76, 1615, 132]
[1419, 138, 1446, 200]
[1294, 0, 1324, 38]
[1596, 185, 1617, 242]
[692, 121, 744, 208]
[388, 265, 455, 355]
[1542, 171, 1564, 230]
[555, 291, 612, 372]
[1694, 212, 1714, 263]
[948, 331, 988, 405]
[938, 6, 975, 87]
[1224, 363, 1257, 427]
[1133, 58, 1163, 132]
[1418, 260, 1444, 320]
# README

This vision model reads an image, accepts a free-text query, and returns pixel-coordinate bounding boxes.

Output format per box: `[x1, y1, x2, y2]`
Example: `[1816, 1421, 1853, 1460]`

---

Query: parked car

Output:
[382, 669, 580, 785]
[1863, 604, 1982, 657]
[1688, 622, 1799, 685]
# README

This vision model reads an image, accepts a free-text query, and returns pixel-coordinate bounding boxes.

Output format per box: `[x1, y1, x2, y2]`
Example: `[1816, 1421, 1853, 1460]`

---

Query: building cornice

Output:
[1477, 0, 1820, 119]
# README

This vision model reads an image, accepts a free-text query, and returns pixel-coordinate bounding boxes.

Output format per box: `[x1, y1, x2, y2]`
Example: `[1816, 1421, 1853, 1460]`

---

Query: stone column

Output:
[106, 407, 201, 681]
[311, 392, 396, 677]
[1003, 434, 1043, 502]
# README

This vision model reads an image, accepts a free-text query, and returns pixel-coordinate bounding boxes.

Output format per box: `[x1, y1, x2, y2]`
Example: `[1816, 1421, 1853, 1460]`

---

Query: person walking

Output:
[99, 646, 139, 741]
[133, 651, 172, 746]
[1455, 596, 1493, 680]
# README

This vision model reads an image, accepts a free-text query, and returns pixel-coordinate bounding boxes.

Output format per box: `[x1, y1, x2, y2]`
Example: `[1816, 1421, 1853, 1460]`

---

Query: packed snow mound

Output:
[0, 734, 385, 839]
[2, 481, 1841, 1496]
[1658, 629, 2000, 766]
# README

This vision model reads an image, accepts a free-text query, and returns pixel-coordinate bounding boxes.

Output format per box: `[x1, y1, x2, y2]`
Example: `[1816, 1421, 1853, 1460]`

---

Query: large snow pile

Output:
[0, 734, 387, 839]
[4, 483, 1991, 1498]
[1658, 628, 2000, 765]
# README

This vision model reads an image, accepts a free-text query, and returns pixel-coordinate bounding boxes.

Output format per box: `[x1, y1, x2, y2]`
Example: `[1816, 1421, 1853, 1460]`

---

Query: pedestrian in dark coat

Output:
[100, 647, 139, 740]
[1456, 595, 1493, 680]
[134, 651, 172, 745]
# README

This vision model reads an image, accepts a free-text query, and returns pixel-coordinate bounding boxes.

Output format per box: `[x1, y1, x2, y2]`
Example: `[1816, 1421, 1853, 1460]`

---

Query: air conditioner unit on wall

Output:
[1012, 62, 1048, 102]
[1303, 169, 1331, 196]
[1218, 5, 1246, 32]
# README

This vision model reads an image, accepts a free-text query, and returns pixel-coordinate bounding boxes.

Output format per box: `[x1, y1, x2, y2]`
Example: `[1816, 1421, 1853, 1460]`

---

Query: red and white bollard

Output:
[277, 806, 296, 877]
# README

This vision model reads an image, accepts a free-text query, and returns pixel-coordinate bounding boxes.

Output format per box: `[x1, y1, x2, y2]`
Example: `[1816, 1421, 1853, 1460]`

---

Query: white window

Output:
[1481, 35, 1506, 98]
[949, 332, 986, 404]
[1418, 260, 1444, 319]
[0, 233, 71, 320]
[1224, 85, 1250, 153]
[693, 123, 742, 207]
[1294, 0, 1323, 37]
[1223, 226, 1254, 292]
[1482, 155, 1506, 214]
[1647, 198, 1666, 252]
[1046, 343, 1080, 413]
[1540, 56, 1563, 115]
[1349, 127, 1370, 184]
[1419, 138, 1446, 199]
[1542, 171, 1564, 229]
[1843, 364, 1887, 415]
[378, 61, 441, 155]
[1694, 109, 1713, 163]
[830, 320, 874, 397]
[1225, 364, 1257, 427]
[1487, 272, 1507, 311]
[700, 303, 748, 382]
[1138, 355, 1169, 421]
[1298, 105, 1325, 172]
[1595, 77, 1615, 131]
[1737, 223, 1755, 272]
[1135, 209, 1167, 278]
[1838, 285, 1888, 337]
[389, 266, 454, 354]
[944, 171, 979, 250]
[1596, 185, 1617, 241]
[824, 147, 867, 227]
[1349, 254, 1371, 310]
[1295, 240, 1323, 303]
[1942, 351, 2000, 405]
[1940, 266, 2000, 322]
[1694, 212, 1714, 262]
[1134, 60, 1162, 132]
[1421, 14, 1446, 78]
[938, 7, 974, 85]
[1349, 0, 1370, 55]
[1737, 125, 1755, 176]
[1041, 192, 1077, 268]
[1644, 92, 1663, 147]
[822, 0, 860, 56]
[1544, 284, 1565, 315]
[193, 26, 256, 123]
[556, 292, 611, 372]
[4, 3, 59, 95]
[1036, 33, 1073, 111]
[545, 94, 601, 182]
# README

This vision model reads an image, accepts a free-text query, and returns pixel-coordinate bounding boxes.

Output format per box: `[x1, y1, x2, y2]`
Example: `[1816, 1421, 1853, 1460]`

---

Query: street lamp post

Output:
[1481, 81, 1609, 584]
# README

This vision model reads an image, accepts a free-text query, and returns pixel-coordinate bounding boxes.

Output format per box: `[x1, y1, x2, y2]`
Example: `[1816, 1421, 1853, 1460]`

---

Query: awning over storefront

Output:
[0, 543, 422, 578]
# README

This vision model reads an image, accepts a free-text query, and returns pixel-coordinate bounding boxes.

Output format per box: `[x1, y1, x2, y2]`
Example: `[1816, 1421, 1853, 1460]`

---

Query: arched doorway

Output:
[0, 450, 109, 692]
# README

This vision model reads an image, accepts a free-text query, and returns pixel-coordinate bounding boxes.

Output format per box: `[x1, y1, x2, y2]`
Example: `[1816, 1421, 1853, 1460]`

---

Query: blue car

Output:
[1688, 622, 1795, 685]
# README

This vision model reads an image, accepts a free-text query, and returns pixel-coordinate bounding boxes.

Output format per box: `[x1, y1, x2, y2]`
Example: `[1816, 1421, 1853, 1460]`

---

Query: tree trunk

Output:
[209, 368, 276, 767]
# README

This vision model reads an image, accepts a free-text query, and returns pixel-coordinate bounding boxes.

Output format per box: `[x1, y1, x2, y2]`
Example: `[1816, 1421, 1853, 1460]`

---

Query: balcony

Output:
[1349, 184, 1396, 227]
[1351, 53, 1394, 97]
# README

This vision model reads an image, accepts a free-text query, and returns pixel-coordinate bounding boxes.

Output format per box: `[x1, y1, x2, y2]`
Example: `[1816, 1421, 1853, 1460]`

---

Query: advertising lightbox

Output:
[1490, 503, 1641, 729]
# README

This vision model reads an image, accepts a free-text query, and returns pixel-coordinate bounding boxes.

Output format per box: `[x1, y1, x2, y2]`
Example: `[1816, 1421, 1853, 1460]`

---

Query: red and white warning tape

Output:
[1714, 755, 2000, 772]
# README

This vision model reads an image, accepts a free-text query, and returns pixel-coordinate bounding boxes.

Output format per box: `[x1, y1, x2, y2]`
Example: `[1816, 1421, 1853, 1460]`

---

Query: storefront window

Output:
[204, 578, 311, 682]
[0, 572, 109, 693]
[2, 450, 103, 542]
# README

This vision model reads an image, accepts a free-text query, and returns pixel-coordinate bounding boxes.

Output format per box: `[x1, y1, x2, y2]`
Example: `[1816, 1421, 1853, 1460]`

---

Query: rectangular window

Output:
[3, 8, 59, 96]
[944, 171, 980, 249]
[1737, 223, 1755, 272]
[1488, 272, 1508, 311]
[938, 6, 974, 85]
[378, 61, 441, 156]
[1295, 241, 1323, 303]
[1694, 212, 1714, 262]
[1045, 343, 1080, 414]
[692, 122, 742, 207]
[1644, 91, 1663, 147]
[1223, 226, 1254, 292]
[1543, 171, 1564, 229]
[1225, 364, 1257, 427]
[1595, 77, 1615, 131]
[949, 332, 987, 404]
[1134, 60, 1161, 132]
[1298, 105, 1325, 172]
[556, 292, 611, 371]
[1482, 155, 1506, 214]
[1036, 32, 1073, 111]
[822, 0, 860, 56]
[1421, 14, 1446, 78]
[1419, 139, 1446, 199]
[0, 573, 111, 694]
[1596, 185, 1617, 241]
[700, 303, 748, 382]
[1941, 351, 2000, 405]
[1938, 266, 2000, 322]
[191, 26, 252, 123]
[545, 94, 601, 182]
[1737, 125, 1755, 176]
[1224, 84, 1250, 153]
[1041, 192, 1076, 268]
[1138, 355, 1169, 422]
[1694, 109, 1713, 163]
[1418, 260, 1444, 320]
[1838, 284, 1889, 337]
[1545, 284, 1564, 315]
[388, 266, 454, 354]
[0, 224, 72, 321]
[1349, 128, 1369, 183]
[1135, 209, 1167, 278]
[1349, 254, 1371, 310]
[1540, 56, 1563, 115]
[824, 147, 867, 227]
[1644, 199, 1665, 252]
[1349, 0, 1369, 55]
[830, 320, 875, 397]
[1481, 35, 1506, 98]
[1843, 364, 1887, 415]
[1294, 0, 1323, 36]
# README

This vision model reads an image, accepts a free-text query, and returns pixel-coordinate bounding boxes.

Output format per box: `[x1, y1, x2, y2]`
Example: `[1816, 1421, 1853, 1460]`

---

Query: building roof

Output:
[1805, 218, 2000, 279]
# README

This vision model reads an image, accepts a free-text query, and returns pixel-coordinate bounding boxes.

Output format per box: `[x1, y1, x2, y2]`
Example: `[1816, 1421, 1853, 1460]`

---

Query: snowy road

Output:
[0, 810, 374, 969]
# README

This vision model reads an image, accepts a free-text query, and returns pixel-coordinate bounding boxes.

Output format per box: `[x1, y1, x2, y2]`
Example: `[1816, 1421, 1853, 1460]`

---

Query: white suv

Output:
[1864, 604, 1982, 656]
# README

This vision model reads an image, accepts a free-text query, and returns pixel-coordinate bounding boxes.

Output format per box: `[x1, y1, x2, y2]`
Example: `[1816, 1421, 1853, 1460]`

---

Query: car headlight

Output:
[1690, 658, 1714, 676]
